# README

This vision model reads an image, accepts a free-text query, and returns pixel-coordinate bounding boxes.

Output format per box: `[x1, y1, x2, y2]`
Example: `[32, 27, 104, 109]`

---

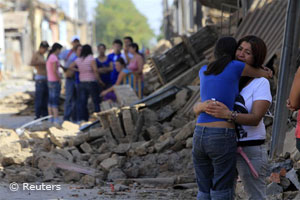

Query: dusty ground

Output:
[0, 181, 197, 200]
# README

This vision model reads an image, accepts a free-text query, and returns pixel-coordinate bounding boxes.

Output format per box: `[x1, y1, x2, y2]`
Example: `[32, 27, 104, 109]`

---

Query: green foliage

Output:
[95, 0, 155, 48]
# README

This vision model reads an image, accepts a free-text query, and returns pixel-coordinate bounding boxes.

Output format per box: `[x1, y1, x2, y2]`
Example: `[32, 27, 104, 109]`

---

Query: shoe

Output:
[48, 117, 54, 123]
[53, 118, 62, 125]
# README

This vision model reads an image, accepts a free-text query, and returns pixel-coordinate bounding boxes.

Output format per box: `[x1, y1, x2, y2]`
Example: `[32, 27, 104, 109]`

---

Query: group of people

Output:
[30, 36, 145, 124]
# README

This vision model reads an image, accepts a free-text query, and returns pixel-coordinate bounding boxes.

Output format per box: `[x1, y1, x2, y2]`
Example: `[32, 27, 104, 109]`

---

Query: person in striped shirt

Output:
[69, 44, 105, 121]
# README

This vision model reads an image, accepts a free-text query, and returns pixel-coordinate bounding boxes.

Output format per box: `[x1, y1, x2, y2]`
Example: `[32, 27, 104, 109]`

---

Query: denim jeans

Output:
[192, 126, 237, 200]
[75, 83, 81, 122]
[35, 79, 48, 118]
[296, 138, 300, 152]
[79, 81, 100, 121]
[64, 78, 77, 121]
[48, 81, 61, 108]
[236, 145, 268, 200]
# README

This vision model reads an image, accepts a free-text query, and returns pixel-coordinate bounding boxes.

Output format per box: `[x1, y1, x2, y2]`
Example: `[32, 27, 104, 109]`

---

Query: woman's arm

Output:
[205, 100, 270, 126]
[91, 59, 105, 86]
[135, 56, 144, 74]
[52, 62, 61, 83]
[242, 63, 273, 78]
[288, 66, 300, 110]
[68, 62, 77, 70]
[100, 71, 126, 97]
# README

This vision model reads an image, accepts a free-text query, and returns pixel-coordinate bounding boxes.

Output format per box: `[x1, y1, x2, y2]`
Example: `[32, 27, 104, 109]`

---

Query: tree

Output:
[95, 0, 155, 48]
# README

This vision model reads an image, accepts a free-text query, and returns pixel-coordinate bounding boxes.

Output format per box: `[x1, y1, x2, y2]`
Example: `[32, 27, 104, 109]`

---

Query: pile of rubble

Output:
[1, 87, 300, 199]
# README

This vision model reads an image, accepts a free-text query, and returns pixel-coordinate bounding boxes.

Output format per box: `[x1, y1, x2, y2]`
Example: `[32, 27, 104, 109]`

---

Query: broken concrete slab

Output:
[186, 137, 193, 148]
[2, 148, 33, 166]
[53, 148, 74, 161]
[135, 141, 154, 156]
[107, 168, 127, 181]
[62, 121, 80, 132]
[146, 123, 162, 140]
[171, 88, 190, 110]
[157, 105, 175, 121]
[113, 84, 140, 106]
[80, 142, 93, 154]
[63, 170, 83, 182]
[49, 127, 77, 148]
[80, 175, 96, 187]
[52, 159, 97, 176]
[143, 108, 158, 126]
[29, 131, 48, 139]
[155, 137, 175, 153]
[113, 143, 131, 154]
[107, 109, 125, 142]
[122, 108, 136, 142]
[266, 182, 283, 196]
[174, 120, 195, 142]
[100, 157, 119, 171]
[170, 115, 189, 129]
[286, 168, 300, 190]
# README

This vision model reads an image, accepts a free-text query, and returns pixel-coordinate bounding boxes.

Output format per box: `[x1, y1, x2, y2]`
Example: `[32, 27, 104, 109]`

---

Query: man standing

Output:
[59, 36, 80, 122]
[30, 41, 50, 119]
[107, 39, 123, 84]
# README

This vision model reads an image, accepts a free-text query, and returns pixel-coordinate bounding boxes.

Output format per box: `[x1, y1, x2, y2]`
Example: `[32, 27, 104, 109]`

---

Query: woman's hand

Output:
[261, 66, 273, 79]
[100, 90, 108, 97]
[205, 101, 232, 119]
[193, 100, 213, 115]
[286, 99, 296, 111]
[99, 80, 105, 87]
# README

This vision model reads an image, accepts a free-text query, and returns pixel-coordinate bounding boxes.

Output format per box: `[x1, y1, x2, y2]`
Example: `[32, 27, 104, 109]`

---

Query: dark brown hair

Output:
[238, 35, 267, 90]
[237, 35, 267, 68]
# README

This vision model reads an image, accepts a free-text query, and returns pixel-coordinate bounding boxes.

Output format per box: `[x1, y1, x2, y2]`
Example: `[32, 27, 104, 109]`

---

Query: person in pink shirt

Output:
[46, 43, 63, 124]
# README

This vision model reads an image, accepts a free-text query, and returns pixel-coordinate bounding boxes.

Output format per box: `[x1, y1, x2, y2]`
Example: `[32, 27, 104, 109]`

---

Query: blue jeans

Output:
[35, 79, 48, 118]
[75, 83, 81, 122]
[79, 82, 100, 121]
[236, 145, 267, 200]
[64, 78, 77, 121]
[192, 126, 237, 200]
[48, 81, 61, 108]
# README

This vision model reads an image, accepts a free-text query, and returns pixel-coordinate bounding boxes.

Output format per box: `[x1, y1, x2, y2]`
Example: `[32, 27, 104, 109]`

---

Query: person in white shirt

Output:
[194, 35, 272, 200]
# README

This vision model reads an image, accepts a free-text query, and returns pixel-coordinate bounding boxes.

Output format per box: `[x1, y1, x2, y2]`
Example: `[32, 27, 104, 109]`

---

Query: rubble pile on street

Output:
[0, 92, 33, 115]
[0, 86, 197, 187]
[0, 88, 300, 199]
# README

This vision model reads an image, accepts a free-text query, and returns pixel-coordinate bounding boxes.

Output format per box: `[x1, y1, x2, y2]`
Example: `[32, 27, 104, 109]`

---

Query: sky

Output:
[40, 0, 166, 36]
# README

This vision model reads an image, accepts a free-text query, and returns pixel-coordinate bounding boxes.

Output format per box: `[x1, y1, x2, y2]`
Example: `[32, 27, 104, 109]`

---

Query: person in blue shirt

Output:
[59, 36, 80, 122]
[96, 43, 112, 88]
[107, 39, 123, 84]
[191, 37, 272, 200]
[65, 44, 82, 123]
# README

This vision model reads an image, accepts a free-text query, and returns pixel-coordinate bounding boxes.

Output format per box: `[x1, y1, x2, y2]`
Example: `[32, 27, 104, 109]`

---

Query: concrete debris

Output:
[266, 182, 283, 196]
[286, 168, 300, 191]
